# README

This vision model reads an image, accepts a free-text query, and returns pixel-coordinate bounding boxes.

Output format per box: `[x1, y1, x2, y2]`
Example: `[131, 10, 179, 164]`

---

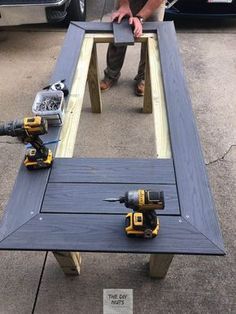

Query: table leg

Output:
[53, 252, 82, 276]
[87, 43, 102, 113]
[149, 254, 174, 278]
[143, 42, 153, 113]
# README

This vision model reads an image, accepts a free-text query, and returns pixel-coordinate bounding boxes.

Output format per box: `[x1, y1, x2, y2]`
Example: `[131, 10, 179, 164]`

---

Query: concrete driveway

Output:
[0, 1, 236, 313]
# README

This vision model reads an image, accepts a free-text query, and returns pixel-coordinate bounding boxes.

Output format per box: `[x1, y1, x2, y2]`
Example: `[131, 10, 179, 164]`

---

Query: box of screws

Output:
[32, 90, 64, 126]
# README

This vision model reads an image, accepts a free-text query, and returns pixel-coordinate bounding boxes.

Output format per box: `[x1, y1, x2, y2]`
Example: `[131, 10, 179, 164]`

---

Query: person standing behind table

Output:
[100, 0, 166, 96]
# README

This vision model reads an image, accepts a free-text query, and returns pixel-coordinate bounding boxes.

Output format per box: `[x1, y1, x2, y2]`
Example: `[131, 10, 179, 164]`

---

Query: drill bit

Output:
[103, 198, 121, 202]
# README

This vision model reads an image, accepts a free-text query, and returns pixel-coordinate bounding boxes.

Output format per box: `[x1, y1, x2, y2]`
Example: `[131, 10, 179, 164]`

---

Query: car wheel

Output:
[66, 0, 86, 22]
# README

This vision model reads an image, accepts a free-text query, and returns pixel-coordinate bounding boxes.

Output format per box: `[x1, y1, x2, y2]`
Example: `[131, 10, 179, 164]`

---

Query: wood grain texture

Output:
[143, 42, 152, 113]
[55, 37, 94, 157]
[53, 251, 81, 276]
[85, 33, 156, 44]
[42, 183, 179, 215]
[148, 37, 171, 158]
[113, 18, 134, 46]
[157, 22, 224, 251]
[0, 214, 224, 255]
[0, 26, 85, 240]
[87, 44, 102, 113]
[50, 23, 85, 91]
[49, 158, 175, 184]
[149, 254, 174, 278]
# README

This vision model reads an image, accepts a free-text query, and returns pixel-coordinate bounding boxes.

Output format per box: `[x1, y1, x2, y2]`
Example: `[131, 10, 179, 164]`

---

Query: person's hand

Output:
[129, 17, 143, 38]
[111, 4, 133, 23]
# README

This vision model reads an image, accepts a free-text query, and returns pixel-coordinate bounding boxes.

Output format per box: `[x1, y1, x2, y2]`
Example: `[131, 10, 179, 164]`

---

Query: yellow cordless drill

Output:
[104, 189, 165, 239]
[0, 116, 53, 170]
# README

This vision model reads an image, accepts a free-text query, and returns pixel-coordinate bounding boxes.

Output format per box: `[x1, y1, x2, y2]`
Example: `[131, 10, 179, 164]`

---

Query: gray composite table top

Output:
[0, 21, 225, 255]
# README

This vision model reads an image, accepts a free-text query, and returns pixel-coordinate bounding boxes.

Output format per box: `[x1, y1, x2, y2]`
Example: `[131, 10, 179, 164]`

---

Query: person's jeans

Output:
[104, 0, 166, 82]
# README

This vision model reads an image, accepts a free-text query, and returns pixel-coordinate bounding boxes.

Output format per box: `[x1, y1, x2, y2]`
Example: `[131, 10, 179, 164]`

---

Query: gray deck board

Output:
[157, 22, 224, 251]
[49, 158, 175, 184]
[113, 18, 135, 46]
[0, 214, 224, 255]
[42, 183, 179, 215]
[0, 24, 85, 241]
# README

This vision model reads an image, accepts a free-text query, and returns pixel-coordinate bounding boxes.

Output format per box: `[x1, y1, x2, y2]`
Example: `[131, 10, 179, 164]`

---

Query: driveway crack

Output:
[205, 144, 236, 166]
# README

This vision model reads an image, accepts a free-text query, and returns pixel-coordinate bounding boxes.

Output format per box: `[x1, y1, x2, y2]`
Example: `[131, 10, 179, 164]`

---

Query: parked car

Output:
[0, 0, 86, 26]
[165, 0, 236, 18]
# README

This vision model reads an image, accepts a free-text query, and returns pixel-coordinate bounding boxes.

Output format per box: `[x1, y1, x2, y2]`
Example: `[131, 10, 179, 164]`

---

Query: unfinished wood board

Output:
[88, 44, 102, 113]
[53, 252, 81, 276]
[148, 37, 171, 158]
[149, 254, 174, 278]
[55, 37, 94, 157]
[143, 42, 152, 114]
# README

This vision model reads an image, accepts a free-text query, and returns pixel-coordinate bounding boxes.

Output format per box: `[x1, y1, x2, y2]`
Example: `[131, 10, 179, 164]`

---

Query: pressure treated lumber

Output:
[53, 252, 82, 276]
[143, 42, 152, 113]
[55, 37, 93, 157]
[149, 254, 174, 278]
[87, 44, 102, 113]
[147, 37, 171, 158]
[85, 33, 155, 44]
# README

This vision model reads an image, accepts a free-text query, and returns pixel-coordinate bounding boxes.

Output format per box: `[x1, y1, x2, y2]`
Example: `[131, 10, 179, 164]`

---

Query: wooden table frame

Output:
[0, 21, 225, 278]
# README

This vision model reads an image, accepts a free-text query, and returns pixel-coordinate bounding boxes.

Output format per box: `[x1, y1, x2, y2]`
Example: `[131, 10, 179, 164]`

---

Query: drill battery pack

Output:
[125, 212, 160, 239]
[24, 148, 53, 170]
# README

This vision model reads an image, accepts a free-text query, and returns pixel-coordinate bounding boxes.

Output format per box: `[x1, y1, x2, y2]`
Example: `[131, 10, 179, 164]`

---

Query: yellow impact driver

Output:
[104, 189, 165, 239]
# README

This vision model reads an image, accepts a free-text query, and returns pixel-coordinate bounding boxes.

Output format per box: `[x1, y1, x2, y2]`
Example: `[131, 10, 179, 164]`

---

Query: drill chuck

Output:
[0, 117, 48, 138]
[0, 120, 25, 137]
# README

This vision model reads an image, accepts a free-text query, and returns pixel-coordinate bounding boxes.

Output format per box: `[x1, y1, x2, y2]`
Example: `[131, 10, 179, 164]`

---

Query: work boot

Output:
[135, 80, 145, 97]
[100, 76, 118, 92]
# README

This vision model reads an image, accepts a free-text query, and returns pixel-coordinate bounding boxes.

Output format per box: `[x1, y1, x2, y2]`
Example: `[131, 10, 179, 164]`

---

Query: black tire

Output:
[66, 0, 86, 22]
